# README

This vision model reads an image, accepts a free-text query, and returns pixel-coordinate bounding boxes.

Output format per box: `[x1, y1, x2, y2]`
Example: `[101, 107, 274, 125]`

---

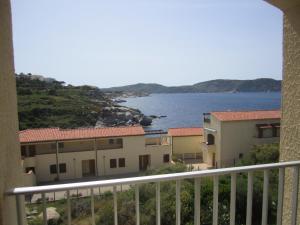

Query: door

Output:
[139, 155, 150, 171]
[82, 159, 96, 177]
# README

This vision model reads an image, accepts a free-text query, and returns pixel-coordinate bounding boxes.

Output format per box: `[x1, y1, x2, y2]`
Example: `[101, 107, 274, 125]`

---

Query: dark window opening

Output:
[119, 158, 125, 167]
[59, 163, 67, 173]
[116, 139, 123, 145]
[110, 159, 117, 168]
[21, 146, 26, 157]
[109, 139, 115, 145]
[58, 143, 64, 148]
[26, 167, 35, 173]
[28, 145, 36, 157]
[207, 134, 215, 145]
[163, 154, 170, 163]
[239, 153, 243, 159]
[50, 164, 57, 174]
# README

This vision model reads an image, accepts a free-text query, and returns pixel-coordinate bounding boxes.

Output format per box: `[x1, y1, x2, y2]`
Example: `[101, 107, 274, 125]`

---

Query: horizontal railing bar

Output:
[7, 160, 300, 195]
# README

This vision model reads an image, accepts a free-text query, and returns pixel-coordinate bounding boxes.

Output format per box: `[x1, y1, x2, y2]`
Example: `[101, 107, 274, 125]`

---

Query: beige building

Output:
[20, 126, 171, 184]
[202, 110, 281, 167]
[168, 127, 204, 161]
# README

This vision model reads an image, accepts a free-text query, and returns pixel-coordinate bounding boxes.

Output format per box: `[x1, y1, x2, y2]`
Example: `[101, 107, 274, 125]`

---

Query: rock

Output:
[139, 116, 152, 126]
[38, 207, 61, 223]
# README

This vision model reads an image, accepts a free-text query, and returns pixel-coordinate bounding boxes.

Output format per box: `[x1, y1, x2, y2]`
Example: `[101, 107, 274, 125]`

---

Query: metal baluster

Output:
[91, 189, 95, 225]
[16, 195, 26, 225]
[176, 180, 181, 225]
[291, 166, 299, 225]
[230, 173, 236, 225]
[246, 172, 253, 225]
[135, 185, 140, 225]
[213, 176, 219, 225]
[276, 168, 285, 225]
[42, 193, 47, 225]
[67, 190, 71, 225]
[156, 182, 161, 225]
[194, 178, 201, 225]
[262, 170, 269, 225]
[113, 186, 118, 225]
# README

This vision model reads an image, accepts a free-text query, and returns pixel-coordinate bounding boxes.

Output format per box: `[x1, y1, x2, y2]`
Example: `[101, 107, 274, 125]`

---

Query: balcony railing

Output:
[7, 160, 300, 225]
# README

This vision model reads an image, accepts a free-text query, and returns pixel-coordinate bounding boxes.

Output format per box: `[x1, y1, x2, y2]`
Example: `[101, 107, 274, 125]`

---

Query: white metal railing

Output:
[7, 160, 300, 225]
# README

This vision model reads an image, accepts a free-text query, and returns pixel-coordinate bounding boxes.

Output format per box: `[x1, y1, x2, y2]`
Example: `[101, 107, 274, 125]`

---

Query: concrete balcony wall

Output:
[266, 1, 300, 224]
[0, 0, 25, 224]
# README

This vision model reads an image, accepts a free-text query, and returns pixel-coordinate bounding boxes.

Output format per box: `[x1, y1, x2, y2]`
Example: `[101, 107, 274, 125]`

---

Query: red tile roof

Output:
[168, 127, 203, 137]
[19, 126, 145, 143]
[211, 110, 281, 122]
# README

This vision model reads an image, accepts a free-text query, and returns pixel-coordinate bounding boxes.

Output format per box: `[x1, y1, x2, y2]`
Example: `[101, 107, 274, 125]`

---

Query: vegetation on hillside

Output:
[102, 78, 281, 94]
[17, 74, 147, 130]
[17, 74, 111, 130]
[27, 143, 279, 225]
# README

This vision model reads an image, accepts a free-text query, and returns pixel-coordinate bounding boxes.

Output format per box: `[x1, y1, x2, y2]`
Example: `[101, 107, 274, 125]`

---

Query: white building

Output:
[202, 110, 280, 168]
[19, 126, 171, 184]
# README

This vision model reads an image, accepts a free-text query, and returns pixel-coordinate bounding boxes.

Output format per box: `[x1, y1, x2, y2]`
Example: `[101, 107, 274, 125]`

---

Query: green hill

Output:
[16, 74, 111, 130]
[102, 78, 281, 94]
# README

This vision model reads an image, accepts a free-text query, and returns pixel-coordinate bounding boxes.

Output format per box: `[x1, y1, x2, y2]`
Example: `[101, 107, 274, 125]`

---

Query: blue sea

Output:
[121, 92, 281, 131]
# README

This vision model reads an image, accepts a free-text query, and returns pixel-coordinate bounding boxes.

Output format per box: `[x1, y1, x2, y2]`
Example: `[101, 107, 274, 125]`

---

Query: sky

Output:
[11, 0, 283, 88]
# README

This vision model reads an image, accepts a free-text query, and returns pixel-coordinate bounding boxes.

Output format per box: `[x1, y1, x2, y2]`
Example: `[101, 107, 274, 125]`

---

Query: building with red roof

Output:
[20, 126, 171, 183]
[168, 127, 204, 161]
[202, 110, 280, 168]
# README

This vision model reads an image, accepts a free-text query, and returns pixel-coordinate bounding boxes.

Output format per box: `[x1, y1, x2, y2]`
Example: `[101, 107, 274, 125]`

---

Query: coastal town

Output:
[20, 109, 280, 185]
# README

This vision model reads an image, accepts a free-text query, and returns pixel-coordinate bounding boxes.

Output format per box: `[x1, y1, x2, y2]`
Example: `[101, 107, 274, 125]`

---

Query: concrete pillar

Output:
[266, 1, 300, 224]
[0, 0, 24, 224]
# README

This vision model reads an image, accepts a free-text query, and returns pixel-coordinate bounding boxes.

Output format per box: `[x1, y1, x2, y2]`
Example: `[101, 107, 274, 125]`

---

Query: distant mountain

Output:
[102, 78, 281, 94]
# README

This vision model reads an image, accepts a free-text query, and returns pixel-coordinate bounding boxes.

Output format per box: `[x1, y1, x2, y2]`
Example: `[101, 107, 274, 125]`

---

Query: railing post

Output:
[276, 168, 285, 225]
[156, 182, 161, 225]
[194, 178, 201, 225]
[16, 195, 26, 225]
[91, 188, 95, 225]
[246, 172, 253, 225]
[213, 176, 219, 225]
[135, 184, 140, 225]
[42, 193, 47, 225]
[176, 180, 181, 225]
[113, 186, 118, 225]
[262, 170, 269, 225]
[230, 173, 236, 225]
[291, 166, 299, 225]
[67, 190, 71, 225]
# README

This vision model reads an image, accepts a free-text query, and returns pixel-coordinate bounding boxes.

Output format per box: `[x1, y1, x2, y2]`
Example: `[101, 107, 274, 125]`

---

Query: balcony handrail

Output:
[7, 160, 300, 195]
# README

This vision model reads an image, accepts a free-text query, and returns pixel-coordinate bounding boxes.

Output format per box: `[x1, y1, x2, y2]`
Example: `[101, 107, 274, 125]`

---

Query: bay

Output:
[121, 92, 281, 131]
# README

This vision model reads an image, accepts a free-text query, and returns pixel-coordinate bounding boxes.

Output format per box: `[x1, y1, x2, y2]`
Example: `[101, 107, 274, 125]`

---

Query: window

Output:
[51, 143, 56, 149]
[21, 146, 26, 157]
[116, 138, 123, 145]
[239, 153, 243, 159]
[110, 159, 117, 168]
[207, 134, 215, 145]
[109, 139, 115, 145]
[28, 145, 36, 157]
[58, 142, 64, 148]
[59, 163, 67, 173]
[50, 164, 57, 174]
[119, 158, 125, 167]
[26, 167, 35, 173]
[163, 154, 170, 163]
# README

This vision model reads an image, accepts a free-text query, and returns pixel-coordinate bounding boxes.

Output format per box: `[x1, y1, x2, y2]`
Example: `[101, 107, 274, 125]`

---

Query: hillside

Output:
[102, 78, 281, 94]
[16, 74, 145, 130]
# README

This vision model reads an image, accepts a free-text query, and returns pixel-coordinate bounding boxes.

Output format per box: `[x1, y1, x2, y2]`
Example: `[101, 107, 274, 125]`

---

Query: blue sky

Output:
[11, 0, 283, 88]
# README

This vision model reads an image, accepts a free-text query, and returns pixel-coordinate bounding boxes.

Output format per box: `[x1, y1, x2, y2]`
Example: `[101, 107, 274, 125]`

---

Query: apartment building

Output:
[19, 126, 171, 184]
[202, 110, 281, 168]
[168, 127, 204, 161]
